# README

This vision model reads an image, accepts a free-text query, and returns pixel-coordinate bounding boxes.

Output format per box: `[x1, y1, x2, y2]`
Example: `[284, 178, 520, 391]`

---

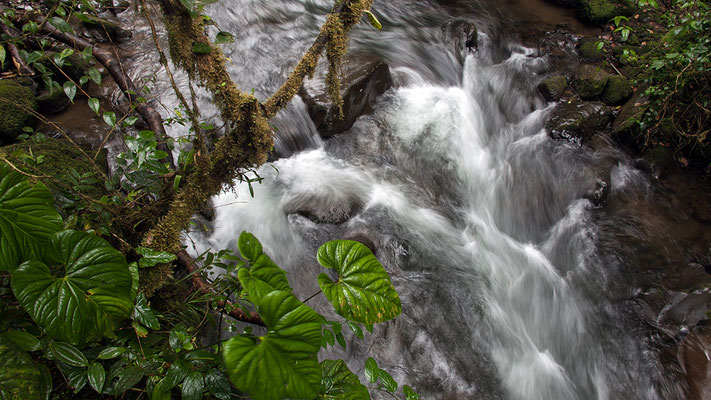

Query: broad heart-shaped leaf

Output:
[317, 240, 401, 324]
[319, 359, 370, 400]
[0, 334, 43, 400]
[0, 164, 62, 271]
[223, 290, 322, 400]
[11, 230, 133, 345]
[238, 253, 291, 303]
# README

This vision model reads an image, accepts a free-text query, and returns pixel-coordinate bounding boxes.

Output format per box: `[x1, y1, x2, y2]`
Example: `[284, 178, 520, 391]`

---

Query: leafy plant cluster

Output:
[607, 0, 711, 166]
[0, 162, 418, 399]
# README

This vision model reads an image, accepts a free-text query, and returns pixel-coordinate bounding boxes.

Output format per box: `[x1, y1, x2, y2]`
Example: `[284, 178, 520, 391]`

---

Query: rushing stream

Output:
[123, 0, 692, 398]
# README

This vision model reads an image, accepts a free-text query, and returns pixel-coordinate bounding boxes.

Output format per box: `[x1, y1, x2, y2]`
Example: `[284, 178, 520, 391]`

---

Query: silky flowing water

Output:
[123, 0, 691, 398]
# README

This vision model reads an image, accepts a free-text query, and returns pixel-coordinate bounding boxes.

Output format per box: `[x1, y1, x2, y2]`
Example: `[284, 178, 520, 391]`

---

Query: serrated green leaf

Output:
[362, 10, 382, 31]
[403, 385, 420, 400]
[347, 321, 364, 339]
[364, 357, 378, 383]
[88, 68, 101, 85]
[204, 369, 231, 400]
[136, 246, 176, 268]
[49, 17, 73, 33]
[63, 81, 77, 103]
[223, 290, 322, 400]
[88, 362, 105, 393]
[154, 359, 188, 393]
[182, 371, 204, 400]
[133, 293, 160, 330]
[0, 164, 63, 271]
[319, 359, 370, 400]
[377, 369, 397, 392]
[323, 328, 335, 347]
[335, 332, 346, 349]
[103, 111, 116, 128]
[237, 231, 262, 261]
[97, 346, 126, 360]
[88, 97, 100, 115]
[215, 31, 234, 44]
[53, 341, 89, 367]
[191, 42, 212, 54]
[0, 335, 43, 400]
[317, 240, 401, 324]
[104, 364, 143, 395]
[11, 230, 133, 344]
[2, 330, 41, 352]
[122, 116, 139, 127]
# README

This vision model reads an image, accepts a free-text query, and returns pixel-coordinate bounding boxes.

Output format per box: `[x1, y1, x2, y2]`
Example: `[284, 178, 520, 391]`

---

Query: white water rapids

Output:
[118, 0, 684, 398]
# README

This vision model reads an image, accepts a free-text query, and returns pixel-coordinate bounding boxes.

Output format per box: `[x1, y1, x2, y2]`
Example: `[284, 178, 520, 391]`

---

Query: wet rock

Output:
[300, 52, 392, 138]
[658, 291, 711, 328]
[572, 64, 610, 100]
[680, 323, 711, 400]
[284, 193, 364, 225]
[0, 80, 37, 144]
[612, 87, 647, 135]
[442, 19, 478, 64]
[601, 75, 634, 106]
[577, 37, 605, 61]
[545, 101, 612, 144]
[585, 179, 610, 206]
[537, 75, 568, 101]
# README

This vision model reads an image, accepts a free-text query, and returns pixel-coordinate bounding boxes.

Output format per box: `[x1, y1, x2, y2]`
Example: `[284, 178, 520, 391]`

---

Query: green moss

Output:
[0, 80, 37, 144]
[572, 64, 610, 100]
[601, 75, 634, 105]
[0, 138, 107, 197]
[578, 38, 605, 61]
[576, 0, 619, 25]
[538, 75, 568, 101]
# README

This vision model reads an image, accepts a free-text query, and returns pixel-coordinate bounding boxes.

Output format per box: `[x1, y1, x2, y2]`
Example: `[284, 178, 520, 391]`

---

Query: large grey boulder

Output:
[299, 52, 392, 138]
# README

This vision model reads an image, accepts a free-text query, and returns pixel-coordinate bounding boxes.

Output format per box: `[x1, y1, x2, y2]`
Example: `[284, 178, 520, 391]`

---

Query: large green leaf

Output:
[11, 230, 133, 344]
[319, 359, 370, 400]
[237, 231, 291, 303]
[317, 240, 401, 324]
[0, 335, 43, 400]
[223, 290, 322, 400]
[0, 164, 62, 271]
[237, 253, 291, 303]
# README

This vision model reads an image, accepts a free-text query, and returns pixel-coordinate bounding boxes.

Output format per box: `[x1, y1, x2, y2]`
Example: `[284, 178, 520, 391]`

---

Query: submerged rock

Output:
[80, 15, 132, 42]
[546, 101, 612, 144]
[300, 52, 392, 138]
[441, 19, 479, 63]
[572, 64, 610, 100]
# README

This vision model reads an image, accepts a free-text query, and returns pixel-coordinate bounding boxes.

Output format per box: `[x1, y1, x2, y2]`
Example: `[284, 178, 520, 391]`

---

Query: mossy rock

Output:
[538, 75, 568, 101]
[0, 137, 108, 198]
[572, 64, 610, 100]
[601, 75, 634, 105]
[578, 38, 605, 61]
[576, 0, 619, 25]
[0, 80, 37, 144]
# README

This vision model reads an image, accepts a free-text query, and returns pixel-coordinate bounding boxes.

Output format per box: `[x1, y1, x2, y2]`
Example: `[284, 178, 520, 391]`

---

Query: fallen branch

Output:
[39, 22, 175, 169]
[0, 23, 35, 75]
[176, 250, 265, 326]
